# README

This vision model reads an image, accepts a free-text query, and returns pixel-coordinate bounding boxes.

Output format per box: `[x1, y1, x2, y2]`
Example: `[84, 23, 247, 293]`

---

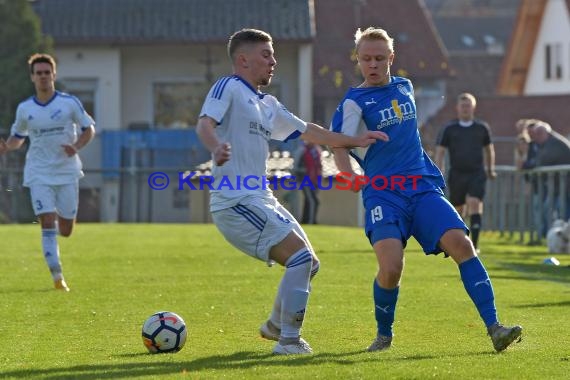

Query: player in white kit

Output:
[196, 29, 388, 355]
[0, 54, 95, 291]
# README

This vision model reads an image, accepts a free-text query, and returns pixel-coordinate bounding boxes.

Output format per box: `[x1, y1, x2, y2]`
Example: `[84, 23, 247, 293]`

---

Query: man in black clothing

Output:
[434, 93, 496, 251]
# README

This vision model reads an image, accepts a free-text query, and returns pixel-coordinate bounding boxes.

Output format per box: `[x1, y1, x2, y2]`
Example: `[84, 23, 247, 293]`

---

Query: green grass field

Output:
[0, 224, 568, 379]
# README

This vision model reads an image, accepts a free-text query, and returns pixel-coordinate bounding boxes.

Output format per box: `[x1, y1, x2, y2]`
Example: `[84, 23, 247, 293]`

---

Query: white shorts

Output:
[212, 196, 309, 262]
[29, 183, 79, 219]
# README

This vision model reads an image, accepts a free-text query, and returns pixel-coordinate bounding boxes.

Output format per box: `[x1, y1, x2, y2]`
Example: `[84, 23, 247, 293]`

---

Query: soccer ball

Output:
[142, 311, 187, 353]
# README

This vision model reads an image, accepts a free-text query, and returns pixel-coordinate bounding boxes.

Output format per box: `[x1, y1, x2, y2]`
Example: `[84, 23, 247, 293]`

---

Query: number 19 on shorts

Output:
[371, 206, 383, 224]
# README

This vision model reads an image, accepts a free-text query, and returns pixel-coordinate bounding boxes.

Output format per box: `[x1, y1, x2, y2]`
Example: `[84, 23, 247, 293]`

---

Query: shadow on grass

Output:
[500, 262, 570, 284]
[0, 349, 452, 379]
[450, 260, 570, 284]
[514, 300, 570, 308]
[0, 351, 360, 379]
[439, 260, 570, 285]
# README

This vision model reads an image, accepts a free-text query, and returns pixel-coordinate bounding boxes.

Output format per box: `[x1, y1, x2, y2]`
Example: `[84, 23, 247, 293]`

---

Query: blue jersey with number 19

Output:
[331, 76, 444, 197]
[331, 76, 466, 253]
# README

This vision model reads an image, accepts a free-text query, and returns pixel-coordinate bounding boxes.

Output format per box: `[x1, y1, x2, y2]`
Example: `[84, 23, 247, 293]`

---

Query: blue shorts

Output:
[364, 189, 468, 254]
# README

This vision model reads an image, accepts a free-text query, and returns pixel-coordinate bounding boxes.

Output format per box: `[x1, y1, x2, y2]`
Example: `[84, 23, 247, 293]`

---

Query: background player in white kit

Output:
[0, 53, 95, 291]
[196, 28, 388, 355]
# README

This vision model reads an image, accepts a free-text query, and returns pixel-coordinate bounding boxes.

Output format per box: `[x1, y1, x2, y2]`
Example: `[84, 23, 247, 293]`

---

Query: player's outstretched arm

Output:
[196, 116, 231, 166]
[0, 136, 25, 155]
[302, 123, 388, 148]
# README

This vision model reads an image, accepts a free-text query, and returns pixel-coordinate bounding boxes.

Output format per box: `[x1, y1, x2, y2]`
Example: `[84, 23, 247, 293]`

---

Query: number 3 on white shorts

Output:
[370, 206, 383, 224]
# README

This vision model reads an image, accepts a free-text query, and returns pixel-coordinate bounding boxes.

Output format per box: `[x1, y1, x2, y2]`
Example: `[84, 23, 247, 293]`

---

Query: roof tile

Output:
[32, 0, 315, 44]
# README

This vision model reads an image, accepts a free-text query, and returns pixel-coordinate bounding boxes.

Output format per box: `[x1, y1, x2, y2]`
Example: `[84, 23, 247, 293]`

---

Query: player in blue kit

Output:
[331, 27, 522, 353]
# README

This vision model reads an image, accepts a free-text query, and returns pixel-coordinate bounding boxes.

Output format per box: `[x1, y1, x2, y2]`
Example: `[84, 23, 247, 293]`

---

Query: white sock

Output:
[269, 284, 282, 329]
[42, 228, 62, 281]
[270, 256, 319, 328]
[280, 248, 312, 339]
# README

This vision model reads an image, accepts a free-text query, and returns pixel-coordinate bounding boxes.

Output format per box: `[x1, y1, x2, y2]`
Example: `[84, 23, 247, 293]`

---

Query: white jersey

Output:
[10, 91, 95, 186]
[199, 75, 307, 211]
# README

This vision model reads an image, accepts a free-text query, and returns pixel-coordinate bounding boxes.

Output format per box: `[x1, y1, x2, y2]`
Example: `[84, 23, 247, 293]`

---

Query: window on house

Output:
[58, 78, 98, 118]
[152, 80, 282, 129]
[555, 43, 563, 79]
[153, 81, 210, 129]
[461, 35, 475, 48]
[545, 43, 563, 80]
[545, 45, 551, 79]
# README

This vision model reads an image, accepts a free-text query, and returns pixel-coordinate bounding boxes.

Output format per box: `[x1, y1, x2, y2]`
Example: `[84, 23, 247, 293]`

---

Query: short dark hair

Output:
[28, 53, 56, 74]
[227, 29, 272, 60]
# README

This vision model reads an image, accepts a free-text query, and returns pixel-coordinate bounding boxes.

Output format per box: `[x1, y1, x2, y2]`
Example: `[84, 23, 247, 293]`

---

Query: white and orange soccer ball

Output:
[142, 311, 187, 353]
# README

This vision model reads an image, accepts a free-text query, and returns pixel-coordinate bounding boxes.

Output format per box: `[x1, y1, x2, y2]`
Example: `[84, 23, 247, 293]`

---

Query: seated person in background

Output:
[526, 120, 570, 230]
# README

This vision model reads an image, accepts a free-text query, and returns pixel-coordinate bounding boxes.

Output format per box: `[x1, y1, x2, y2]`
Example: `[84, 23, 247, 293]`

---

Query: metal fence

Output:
[484, 165, 570, 244]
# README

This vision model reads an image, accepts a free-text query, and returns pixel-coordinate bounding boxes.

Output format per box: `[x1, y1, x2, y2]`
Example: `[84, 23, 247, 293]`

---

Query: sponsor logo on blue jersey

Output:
[376, 99, 415, 129]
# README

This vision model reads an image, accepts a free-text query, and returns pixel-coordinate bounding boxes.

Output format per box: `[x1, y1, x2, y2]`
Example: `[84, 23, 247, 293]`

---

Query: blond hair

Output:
[354, 27, 394, 53]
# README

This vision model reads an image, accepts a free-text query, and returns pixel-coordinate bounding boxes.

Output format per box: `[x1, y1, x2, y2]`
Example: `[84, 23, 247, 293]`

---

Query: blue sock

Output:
[373, 280, 399, 337]
[459, 257, 498, 327]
